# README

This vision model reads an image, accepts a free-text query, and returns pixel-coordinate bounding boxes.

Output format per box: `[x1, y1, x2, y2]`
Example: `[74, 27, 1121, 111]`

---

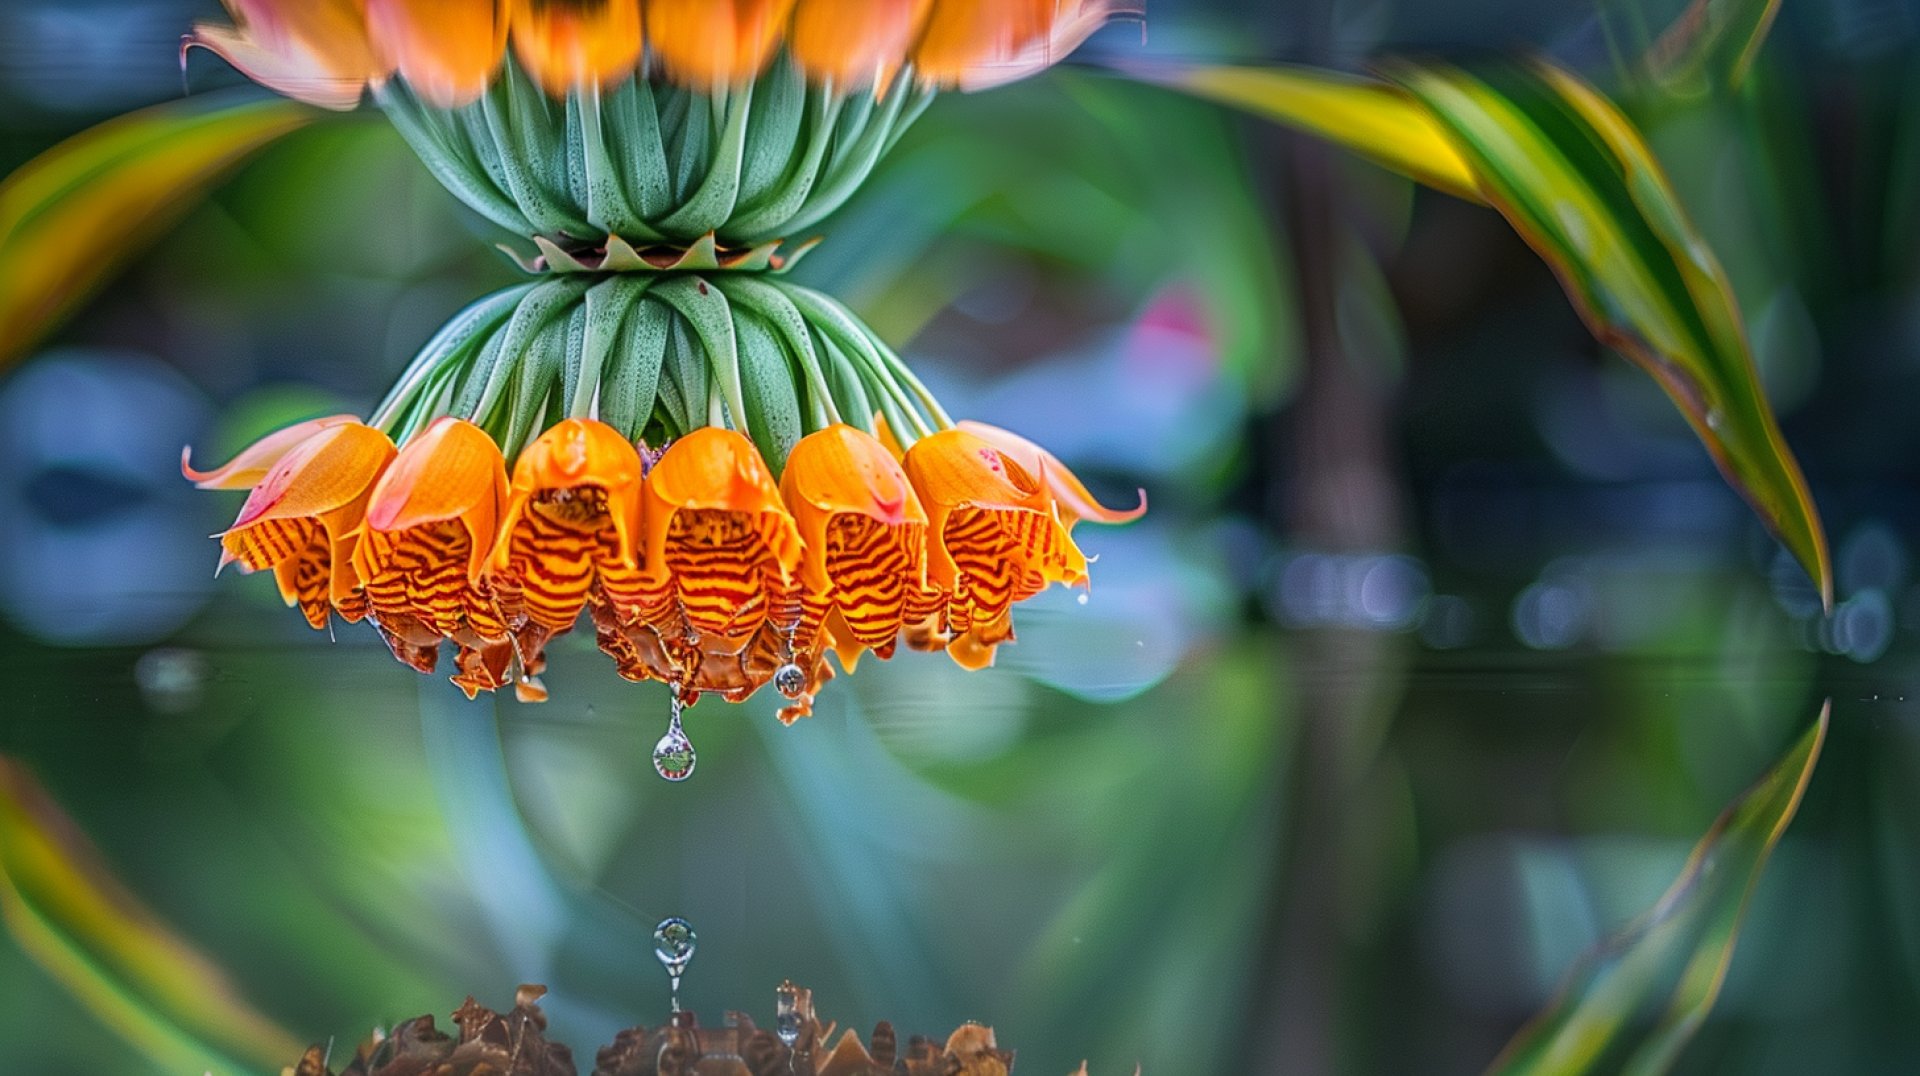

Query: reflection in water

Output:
[652, 695, 697, 782]
[652, 917, 696, 1011]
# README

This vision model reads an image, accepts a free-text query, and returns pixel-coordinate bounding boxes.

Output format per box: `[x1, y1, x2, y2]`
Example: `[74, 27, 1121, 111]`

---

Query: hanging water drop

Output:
[773, 663, 806, 699]
[653, 917, 696, 1010]
[775, 979, 802, 1047]
[653, 694, 695, 781]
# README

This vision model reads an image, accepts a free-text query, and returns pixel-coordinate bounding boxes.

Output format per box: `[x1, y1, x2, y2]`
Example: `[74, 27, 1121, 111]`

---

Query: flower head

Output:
[193, 418, 396, 629]
[191, 0, 1125, 106]
[903, 421, 1142, 669]
[351, 417, 515, 697]
[489, 418, 645, 695]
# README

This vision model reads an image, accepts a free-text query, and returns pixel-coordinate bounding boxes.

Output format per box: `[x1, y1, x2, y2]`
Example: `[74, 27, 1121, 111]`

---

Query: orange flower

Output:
[646, 0, 796, 88]
[351, 418, 515, 697]
[781, 424, 940, 664]
[366, 0, 509, 108]
[903, 421, 1141, 668]
[788, 0, 931, 90]
[637, 426, 802, 653]
[189, 0, 391, 110]
[510, 0, 643, 95]
[912, 0, 1122, 90]
[489, 419, 645, 693]
[181, 414, 360, 489]
[195, 419, 397, 629]
[194, 0, 1117, 103]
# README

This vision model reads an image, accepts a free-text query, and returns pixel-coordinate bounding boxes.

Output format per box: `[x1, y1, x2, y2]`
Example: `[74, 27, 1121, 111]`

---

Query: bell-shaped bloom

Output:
[366, 0, 509, 108]
[781, 424, 940, 661]
[199, 419, 396, 629]
[351, 418, 515, 697]
[489, 421, 645, 684]
[510, 0, 643, 95]
[634, 427, 804, 652]
[646, 0, 796, 88]
[188, 0, 391, 110]
[912, 0, 1123, 90]
[788, 0, 930, 90]
[903, 421, 1142, 668]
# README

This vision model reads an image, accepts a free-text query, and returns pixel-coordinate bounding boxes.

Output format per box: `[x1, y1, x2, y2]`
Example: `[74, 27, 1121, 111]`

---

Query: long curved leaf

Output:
[1386, 59, 1829, 605]
[1154, 58, 1829, 602]
[0, 757, 303, 1074]
[1489, 702, 1829, 1075]
[1148, 64, 1483, 203]
[0, 92, 312, 369]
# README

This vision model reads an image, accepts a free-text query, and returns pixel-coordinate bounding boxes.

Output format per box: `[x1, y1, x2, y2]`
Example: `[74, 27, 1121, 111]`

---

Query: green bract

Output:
[375, 54, 936, 254]
[369, 274, 948, 469]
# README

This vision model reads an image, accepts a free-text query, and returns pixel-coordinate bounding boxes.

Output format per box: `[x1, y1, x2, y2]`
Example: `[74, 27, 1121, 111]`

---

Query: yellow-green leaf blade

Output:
[1146, 64, 1484, 203]
[1489, 703, 1829, 1075]
[0, 92, 313, 369]
[0, 757, 304, 1073]
[1386, 59, 1830, 605]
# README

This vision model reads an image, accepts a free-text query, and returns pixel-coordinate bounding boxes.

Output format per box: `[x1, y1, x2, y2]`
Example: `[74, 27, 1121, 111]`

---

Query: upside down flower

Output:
[599, 426, 810, 706]
[489, 418, 645, 700]
[190, 0, 1128, 107]
[186, 416, 395, 630]
[351, 417, 514, 698]
[904, 421, 1145, 669]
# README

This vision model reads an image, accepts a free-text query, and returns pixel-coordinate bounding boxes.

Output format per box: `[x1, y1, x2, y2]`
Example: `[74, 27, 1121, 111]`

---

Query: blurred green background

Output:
[3, 1, 1919, 1073]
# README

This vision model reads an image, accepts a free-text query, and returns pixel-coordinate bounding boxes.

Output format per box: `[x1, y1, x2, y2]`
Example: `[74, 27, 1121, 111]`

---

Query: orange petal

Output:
[781, 424, 925, 592]
[494, 418, 643, 570]
[902, 426, 1050, 514]
[644, 0, 796, 88]
[904, 426, 1086, 594]
[509, 0, 642, 94]
[642, 426, 799, 581]
[223, 422, 396, 532]
[788, 0, 931, 88]
[189, 0, 389, 110]
[366, 0, 508, 107]
[956, 419, 1144, 525]
[181, 414, 358, 490]
[365, 417, 508, 582]
[912, 0, 1117, 89]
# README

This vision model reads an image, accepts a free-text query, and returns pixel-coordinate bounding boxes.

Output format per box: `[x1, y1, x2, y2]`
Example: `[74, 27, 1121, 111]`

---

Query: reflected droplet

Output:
[653, 696, 695, 782]
[774, 663, 806, 699]
[653, 917, 695, 1010]
[775, 979, 802, 1047]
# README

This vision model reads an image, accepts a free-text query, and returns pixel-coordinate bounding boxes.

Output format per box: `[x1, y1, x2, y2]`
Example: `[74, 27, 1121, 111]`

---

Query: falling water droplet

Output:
[653, 917, 696, 1011]
[775, 979, 802, 1047]
[653, 696, 695, 782]
[1076, 591, 1089, 606]
[774, 663, 806, 699]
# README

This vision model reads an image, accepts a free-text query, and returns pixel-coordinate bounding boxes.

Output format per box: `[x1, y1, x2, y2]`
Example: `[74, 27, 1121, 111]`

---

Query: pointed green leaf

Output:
[601, 286, 669, 441]
[0, 757, 302, 1074]
[1490, 703, 1829, 1075]
[1147, 64, 1483, 203]
[0, 92, 311, 369]
[1387, 59, 1829, 604]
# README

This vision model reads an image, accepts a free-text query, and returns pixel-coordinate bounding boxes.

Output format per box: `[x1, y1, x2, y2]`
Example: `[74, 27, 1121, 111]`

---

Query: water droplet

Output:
[653, 917, 696, 1009]
[774, 663, 806, 698]
[653, 696, 695, 782]
[1076, 591, 1089, 606]
[775, 979, 802, 1047]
